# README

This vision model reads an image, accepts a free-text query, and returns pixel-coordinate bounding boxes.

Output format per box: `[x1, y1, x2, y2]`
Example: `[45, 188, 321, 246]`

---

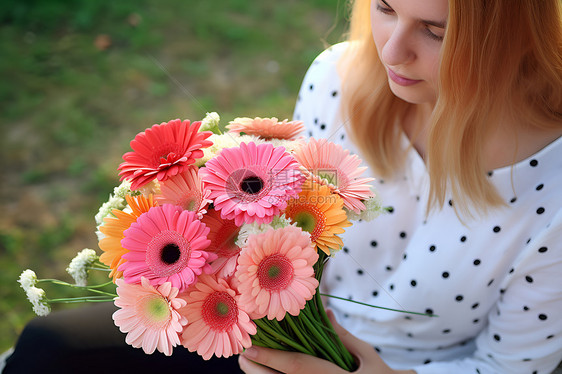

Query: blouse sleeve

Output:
[292, 43, 347, 141]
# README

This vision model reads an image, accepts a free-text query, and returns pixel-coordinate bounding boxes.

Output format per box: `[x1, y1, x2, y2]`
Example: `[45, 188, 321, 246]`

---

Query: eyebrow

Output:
[380, 0, 447, 29]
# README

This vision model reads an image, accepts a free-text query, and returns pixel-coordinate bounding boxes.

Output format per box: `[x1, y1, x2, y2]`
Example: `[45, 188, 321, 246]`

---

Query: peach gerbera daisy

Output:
[118, 119, 213, 190]
[200, 142, 304, 226]
[201, 208, 241, 278]
[235, 226, 319, 321]
[226, 117, 304, 140]
[113, 277, 187, 356]
[99, 194, 157, 281]
[294, 138, 374, 213]
[119, 204, 216, 291]
[284, 181, 351, 255]
[180, 274, 256, 360]
[155, 166, 212, 219]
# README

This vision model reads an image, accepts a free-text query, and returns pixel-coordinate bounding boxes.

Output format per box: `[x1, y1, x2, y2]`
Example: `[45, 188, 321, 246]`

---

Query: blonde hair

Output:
[339, 0, 562, 216]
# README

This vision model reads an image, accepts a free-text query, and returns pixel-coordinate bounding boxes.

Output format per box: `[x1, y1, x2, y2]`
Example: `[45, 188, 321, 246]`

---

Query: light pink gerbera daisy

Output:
[235, 226, 319, 321]
[226, 117, 304, 140]
[155, 166, 212, 219]
[200, 142, 304, 226]
[201, 208, 241, 278]
[180, 274, 256, 360]
[294, 138, 375, 213]
[118, 119, 213, 190]
[119, 204, 216, 291]
[112, 277, 188, 356]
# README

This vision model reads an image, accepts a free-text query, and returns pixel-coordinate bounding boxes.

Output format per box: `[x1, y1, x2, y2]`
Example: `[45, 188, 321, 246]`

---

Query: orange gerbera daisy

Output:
[226, 117, 304, 140]
[99, 194, 156, 281]
[283, 181, 351, 255]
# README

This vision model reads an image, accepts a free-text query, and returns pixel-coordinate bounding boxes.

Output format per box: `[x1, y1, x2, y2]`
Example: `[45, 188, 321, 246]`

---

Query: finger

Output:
[241, 346, 342, 374]
[239, 354, 280, 374]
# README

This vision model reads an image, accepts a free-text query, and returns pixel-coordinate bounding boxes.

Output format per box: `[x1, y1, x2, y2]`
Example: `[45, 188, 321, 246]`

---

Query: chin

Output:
[388, 81, 436, 105]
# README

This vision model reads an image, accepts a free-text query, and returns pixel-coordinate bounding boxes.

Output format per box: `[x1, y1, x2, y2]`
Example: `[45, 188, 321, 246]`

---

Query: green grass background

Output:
[0, 0, 348, 352]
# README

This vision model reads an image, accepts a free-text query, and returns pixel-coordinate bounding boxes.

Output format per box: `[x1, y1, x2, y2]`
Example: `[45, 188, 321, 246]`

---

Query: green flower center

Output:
[148, 297, 169, 319]
[294, 211, 316, 234]
[185, 199, 197, 211]
[285, 204, 325, 242]
[268, 265, 281, 278]
[216, 301, 229, 316]
[202, 291, 238, 332]
[317, 170, 337, 185]
[257, 254, 294, 291]
[137, 295, 171, 328]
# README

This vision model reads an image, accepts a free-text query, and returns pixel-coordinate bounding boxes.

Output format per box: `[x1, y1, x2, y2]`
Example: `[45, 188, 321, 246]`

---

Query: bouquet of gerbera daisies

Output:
[18, 113, 387, 370]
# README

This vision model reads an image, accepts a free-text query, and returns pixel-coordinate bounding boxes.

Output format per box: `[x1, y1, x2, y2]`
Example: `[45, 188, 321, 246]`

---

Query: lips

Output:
[387, 68, 422, 86]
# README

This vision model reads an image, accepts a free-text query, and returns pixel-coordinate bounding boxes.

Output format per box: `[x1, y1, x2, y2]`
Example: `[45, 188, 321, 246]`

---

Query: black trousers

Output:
[3, 302, 242, 374]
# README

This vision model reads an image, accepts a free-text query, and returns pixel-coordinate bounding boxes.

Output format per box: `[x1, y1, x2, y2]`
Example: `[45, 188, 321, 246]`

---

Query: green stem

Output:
[51, 299, 115, 303]
[49, 296, 114, 303]
[314, 292, 355, 369]
[38, 279, 117, 297]
[299, 308, 350, 370]
[285, 315, 316, 355]
[321, 293, 438, 317]
[87, 267, 111, 272]
[93, 260, 109, 268]
[254, 319, 314, 355]
[252, 329, 287, 351]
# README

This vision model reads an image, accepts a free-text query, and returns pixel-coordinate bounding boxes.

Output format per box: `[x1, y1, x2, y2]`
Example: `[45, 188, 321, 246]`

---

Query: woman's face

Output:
[371, 0, 447, 105]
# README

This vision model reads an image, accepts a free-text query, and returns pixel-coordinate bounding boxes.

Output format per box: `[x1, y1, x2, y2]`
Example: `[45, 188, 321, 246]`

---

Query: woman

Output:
[239, 0, 562, 373]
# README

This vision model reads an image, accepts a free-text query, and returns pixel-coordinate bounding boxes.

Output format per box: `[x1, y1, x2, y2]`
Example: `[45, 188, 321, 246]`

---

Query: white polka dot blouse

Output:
[293, 43, 562, 374]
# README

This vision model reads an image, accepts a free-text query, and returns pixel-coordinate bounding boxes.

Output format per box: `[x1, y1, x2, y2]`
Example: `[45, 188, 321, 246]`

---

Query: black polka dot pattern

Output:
[293, 43, 562, 373]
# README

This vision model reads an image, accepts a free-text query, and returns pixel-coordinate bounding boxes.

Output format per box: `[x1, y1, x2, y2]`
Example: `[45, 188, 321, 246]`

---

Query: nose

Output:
[380, 25, 416, 67]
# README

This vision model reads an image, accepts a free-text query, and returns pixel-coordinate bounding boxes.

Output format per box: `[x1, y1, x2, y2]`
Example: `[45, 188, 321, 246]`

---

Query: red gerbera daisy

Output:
[201, 208, 241, 278]
[118, 119, 213, 190]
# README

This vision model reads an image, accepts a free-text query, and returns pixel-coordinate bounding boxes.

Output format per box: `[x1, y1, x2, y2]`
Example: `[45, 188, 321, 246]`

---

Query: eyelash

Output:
[375, 3, 444, 42]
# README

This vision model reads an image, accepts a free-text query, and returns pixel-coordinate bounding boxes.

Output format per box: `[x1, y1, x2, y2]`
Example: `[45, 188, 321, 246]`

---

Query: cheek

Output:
[371, 22, 389, 62]
[426, 53, 441, 86]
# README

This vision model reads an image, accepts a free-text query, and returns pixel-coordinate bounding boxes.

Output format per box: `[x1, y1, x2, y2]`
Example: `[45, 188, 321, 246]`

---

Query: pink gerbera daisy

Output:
[235, 226, 319, 321]
[180, 274, 256, 360]
[112, 277, 188, 356]
[294, 138, 374, 213]
[155, 166, 212, 219]
[200, 142, 304, 226]
[119, 204, 216, 291]
[201, 208, 241, 278]
[118, 119, 213, 190]
[226, 117, 304, 140]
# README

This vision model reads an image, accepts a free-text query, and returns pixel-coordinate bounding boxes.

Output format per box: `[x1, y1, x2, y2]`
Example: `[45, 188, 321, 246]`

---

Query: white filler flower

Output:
[66, 248, 98, 286]
[18, 269, 38, 292]
[345, 196, 385, 222]
[26, 286, 50, 316]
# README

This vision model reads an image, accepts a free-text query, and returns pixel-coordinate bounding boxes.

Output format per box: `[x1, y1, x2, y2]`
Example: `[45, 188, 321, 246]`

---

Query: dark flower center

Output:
[240, 176, 264, 194]
[161, 243, 181, 264]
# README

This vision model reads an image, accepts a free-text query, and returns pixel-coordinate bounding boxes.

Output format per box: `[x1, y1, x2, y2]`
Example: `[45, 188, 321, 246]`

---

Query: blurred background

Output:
[0, 0, 348, 352]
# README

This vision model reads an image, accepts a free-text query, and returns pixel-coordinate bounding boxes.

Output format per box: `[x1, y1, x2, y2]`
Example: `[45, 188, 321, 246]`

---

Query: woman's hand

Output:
[238, 310, 416, 374]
